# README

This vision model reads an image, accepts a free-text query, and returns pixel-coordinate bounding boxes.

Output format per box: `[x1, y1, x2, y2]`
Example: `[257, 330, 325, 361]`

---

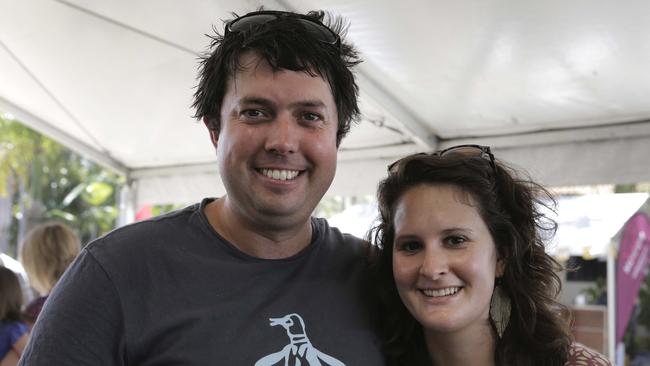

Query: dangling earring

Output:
[490, 277, 511, 338]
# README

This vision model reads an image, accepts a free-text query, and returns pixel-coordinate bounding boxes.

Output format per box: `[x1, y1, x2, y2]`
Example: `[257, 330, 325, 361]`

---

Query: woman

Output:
[20, 222, 81, 328]
[0, 266, 28, 366]
[369, 145, 611, 366]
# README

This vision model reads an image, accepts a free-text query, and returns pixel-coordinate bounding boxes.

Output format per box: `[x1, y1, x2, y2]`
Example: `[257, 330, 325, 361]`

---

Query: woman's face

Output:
[392, 184, 504, 335]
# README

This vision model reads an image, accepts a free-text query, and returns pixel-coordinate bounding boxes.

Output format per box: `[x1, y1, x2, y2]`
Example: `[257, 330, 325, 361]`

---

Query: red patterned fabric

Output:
[565, 342, 612, 366]
[22, 296, 47, 324]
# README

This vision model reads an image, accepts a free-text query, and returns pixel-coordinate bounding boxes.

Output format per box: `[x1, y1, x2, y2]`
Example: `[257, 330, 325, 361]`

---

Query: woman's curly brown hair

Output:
[368, 152, 573, 365]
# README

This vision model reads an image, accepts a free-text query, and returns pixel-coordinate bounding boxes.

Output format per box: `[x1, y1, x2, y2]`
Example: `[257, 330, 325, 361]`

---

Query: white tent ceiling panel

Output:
[64, 0, 256, 52]
[0, 45, 81, 142]
[292, 0, 650, 138]
[1, 0, 649, 206]
[134, 134, 650, 207]
[494, 136, 650, 188]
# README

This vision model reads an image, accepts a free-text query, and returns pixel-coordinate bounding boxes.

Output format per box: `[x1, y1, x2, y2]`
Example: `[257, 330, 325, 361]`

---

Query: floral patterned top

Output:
[565, 342, 612, 366]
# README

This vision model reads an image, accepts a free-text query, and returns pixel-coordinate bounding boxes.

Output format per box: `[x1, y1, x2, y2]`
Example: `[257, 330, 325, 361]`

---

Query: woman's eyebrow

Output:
[441, 227, 474, 235]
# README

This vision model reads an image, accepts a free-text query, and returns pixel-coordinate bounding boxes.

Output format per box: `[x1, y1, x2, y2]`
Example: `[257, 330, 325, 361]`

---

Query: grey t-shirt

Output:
[20, 198, 385, 365]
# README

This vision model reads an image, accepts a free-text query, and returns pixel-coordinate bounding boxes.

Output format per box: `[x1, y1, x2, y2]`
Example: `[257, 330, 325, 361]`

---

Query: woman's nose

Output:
[418, 247, 448, 280]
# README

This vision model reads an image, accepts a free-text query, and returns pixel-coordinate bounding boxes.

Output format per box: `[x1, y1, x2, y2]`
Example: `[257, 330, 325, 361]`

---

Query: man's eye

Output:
[302, 112, 322, 122]
[241, 109, 266, 119]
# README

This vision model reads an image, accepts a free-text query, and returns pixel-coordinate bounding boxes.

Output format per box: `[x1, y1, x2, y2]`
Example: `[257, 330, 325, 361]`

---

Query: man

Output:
[20, 10, 386, 365]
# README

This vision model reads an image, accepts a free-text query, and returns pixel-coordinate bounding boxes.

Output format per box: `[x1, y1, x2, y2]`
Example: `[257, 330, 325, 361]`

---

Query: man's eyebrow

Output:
[288, 100, 326, 109]
[239, 97, 327, 109]
[239, 96, 275, 107]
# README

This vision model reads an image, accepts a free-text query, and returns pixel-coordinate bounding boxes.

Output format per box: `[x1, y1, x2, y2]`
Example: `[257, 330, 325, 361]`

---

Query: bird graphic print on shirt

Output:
[254, 313, 345, 366]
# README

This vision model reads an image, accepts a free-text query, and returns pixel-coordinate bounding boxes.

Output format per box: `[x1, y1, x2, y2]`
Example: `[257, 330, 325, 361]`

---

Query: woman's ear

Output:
[496, 257, 506, 278]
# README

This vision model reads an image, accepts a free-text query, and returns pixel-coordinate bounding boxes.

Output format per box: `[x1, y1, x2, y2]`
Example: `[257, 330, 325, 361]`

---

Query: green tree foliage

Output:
[0, 113, 124, 255]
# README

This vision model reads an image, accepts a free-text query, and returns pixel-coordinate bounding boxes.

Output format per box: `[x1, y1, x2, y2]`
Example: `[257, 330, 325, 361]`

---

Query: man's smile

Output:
[258, 168, 302, 181]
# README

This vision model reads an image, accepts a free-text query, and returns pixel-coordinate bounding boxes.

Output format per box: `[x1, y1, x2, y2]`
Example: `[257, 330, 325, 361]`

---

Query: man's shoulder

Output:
[313, 217, 371, 260]
[315, 216, 366, 242]
[85, 201, 205, 255]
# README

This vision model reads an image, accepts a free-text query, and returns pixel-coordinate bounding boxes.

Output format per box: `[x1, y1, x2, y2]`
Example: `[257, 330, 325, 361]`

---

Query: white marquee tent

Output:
[1, 0, 649, 211]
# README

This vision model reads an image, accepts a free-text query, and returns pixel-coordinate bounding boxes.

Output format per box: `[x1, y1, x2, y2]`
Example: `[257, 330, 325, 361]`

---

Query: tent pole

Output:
[117, 179, 136, 227]
[607, 238, 616, 364]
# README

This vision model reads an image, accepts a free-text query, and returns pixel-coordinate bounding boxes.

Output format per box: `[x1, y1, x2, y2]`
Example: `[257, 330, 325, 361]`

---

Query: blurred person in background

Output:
[0, 266, 28, 366]
[0, 254, 32, 307]
[20, 222, 80, 329]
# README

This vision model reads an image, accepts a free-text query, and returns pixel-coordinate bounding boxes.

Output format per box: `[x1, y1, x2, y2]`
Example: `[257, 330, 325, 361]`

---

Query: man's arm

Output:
[18, 249, 126, 366]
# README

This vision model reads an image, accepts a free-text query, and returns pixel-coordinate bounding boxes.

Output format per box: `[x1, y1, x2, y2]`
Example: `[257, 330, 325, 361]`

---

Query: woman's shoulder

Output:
[565, 342, 612, 366]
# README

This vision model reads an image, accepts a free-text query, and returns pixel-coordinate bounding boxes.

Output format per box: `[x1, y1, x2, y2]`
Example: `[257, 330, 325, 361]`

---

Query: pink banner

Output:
[616, 212, 650, 344]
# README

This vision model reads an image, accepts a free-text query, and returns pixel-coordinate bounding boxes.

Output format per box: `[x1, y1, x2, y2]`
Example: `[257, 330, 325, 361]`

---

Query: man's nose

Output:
[419, 246, 448, 280]
[265, 113, 298, 154]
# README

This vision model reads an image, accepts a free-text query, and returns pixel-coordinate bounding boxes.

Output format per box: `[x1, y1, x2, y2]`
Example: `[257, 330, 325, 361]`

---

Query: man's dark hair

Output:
[192, 10, 362, 146]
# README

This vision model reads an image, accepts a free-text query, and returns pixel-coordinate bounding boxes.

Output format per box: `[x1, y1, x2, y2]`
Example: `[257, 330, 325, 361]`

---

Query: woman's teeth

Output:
[421, 287, 461, 297]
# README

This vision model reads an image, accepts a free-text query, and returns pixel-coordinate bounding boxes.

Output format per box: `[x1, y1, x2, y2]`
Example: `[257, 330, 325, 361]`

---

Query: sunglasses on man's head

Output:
[225, 10, 341, 50]
[387, 144, 496, 173]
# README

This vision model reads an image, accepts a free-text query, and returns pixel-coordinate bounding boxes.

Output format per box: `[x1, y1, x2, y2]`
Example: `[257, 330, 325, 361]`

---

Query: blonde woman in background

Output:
[20, 223, 80, 328]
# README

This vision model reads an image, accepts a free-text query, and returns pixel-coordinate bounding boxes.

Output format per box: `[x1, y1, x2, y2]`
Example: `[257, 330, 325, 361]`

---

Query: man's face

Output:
[211, 52, 338, 228]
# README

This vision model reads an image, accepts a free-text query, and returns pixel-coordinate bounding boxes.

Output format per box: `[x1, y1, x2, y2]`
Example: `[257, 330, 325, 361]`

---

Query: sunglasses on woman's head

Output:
[387, 144, 496, 173]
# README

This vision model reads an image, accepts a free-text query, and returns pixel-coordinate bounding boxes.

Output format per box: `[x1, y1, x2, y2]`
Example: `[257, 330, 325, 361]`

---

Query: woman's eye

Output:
[397, 241, 422, 253]
[445, 236, 467, 247]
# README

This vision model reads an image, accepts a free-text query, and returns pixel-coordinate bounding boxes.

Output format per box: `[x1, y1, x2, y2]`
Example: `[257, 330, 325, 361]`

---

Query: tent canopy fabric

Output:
[1, 0, 649, 206]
